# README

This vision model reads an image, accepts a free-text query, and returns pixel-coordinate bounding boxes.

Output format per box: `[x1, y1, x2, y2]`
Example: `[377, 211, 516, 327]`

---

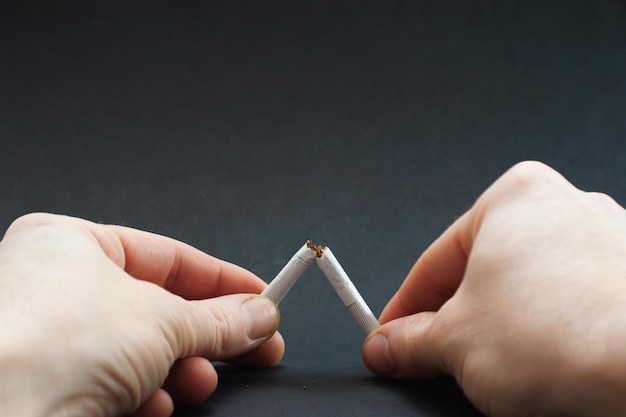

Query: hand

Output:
[0, 213, 283, 417]
[362, 161, 626, 416]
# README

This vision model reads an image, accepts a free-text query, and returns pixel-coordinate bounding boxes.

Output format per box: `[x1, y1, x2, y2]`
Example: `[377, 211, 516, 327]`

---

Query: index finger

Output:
[378, 161, 574, 323]
[90, 223, 266, 300]
[379, 209, 476, 324]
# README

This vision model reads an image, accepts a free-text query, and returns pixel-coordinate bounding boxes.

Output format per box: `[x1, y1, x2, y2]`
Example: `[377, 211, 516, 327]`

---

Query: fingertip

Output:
[129, 389, 174, 417]
[362, 313, 446, 380]
[377, 292, 405, 325]
[179, 293, 282, 361]
[362, 331, 397, 376]
[242, 295, 280, 341]
[163, 357, 218, 404]
[226, 331, 285, 368]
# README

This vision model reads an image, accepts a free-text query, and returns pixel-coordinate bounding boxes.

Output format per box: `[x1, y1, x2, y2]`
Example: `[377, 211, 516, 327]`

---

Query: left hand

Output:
[361, 161, 626, 416]
[0, 213, 284, 417]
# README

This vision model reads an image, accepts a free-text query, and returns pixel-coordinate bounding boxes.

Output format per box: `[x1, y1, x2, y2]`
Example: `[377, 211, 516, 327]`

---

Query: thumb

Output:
[361, 311, 447, 379]
[175, 294, 280, 361]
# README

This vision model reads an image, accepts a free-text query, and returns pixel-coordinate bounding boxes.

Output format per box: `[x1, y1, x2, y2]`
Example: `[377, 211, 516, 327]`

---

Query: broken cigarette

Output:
[316, 247, 380, 335]
[262, 240, 380, 336]
[261, 242, 316, 304]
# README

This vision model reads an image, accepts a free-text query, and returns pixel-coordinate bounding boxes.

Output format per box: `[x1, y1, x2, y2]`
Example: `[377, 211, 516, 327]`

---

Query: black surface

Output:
[2, 1, 626, 416]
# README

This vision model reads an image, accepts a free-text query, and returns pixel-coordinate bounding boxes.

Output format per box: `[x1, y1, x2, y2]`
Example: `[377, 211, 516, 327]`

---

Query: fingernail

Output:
[362, 332, 396, 375]
[242, 296, 280, 340]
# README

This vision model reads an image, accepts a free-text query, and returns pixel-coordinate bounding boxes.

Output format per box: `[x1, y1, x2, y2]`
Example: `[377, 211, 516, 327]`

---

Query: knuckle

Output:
[479, 161, 571, 211]
[5, 212, 59, 234]
[200, 302, 245, 358]
[588, 191, 618, 207]
[501, 160, 561, 191]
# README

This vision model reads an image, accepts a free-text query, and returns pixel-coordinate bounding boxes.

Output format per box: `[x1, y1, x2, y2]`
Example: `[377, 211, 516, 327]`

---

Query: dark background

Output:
[1, 1, 625, 416]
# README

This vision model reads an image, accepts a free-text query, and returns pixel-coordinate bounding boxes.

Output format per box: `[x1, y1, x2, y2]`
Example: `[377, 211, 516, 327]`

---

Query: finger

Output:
[127, 388, 173, 417]
[163, 357, 218, 404]
[2, 213, 267, 299]
[92, 223, 267, 299]
[174, 294, 281, 361]
[224, 331, 285, 368]
[362, 312, 446, 379]
[163, 334, 285, 404]
[379, 210, 476, 324]
[379, 161, 573, 324]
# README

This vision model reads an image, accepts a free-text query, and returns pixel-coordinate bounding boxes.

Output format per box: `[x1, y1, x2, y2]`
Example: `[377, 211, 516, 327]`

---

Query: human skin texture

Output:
[362, 161, 626, 417]
[0, 213, 284, 417]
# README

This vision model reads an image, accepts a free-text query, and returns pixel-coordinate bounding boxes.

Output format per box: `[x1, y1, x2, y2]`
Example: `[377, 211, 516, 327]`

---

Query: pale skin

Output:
[362, 161, 626, 416]
[0, 213, 284, 417]
[3, 161, 626, 417]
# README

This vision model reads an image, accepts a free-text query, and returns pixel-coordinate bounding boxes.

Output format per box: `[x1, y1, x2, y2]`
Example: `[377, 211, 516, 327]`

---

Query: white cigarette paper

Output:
[316, 247, 380, 335]
[261, 242, 316, 304]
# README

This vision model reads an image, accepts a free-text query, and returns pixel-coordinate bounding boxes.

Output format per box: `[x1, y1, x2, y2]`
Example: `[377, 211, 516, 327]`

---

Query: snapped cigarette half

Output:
[261, 242, 317, 304]
[316, 247, 380, 335]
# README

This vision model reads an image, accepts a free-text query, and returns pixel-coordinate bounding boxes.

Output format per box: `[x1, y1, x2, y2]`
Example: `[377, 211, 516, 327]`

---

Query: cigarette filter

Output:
[316, 247, 380, 335]
[261, 242, 316, 304]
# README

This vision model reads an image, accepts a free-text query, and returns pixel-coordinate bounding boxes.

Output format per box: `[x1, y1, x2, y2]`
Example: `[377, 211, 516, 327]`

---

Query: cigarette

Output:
[261, 241, 317, 304]
[316, 247, 380, 335]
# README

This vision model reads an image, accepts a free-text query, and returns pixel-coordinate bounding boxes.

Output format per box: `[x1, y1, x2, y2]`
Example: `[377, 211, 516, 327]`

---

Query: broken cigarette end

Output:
[306, 240, 325, 258]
